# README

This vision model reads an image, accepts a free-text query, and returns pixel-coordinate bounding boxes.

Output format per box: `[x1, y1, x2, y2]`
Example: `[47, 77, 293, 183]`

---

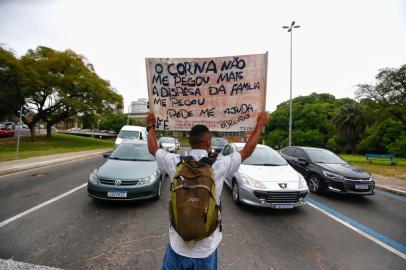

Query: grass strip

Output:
[0, 132, 113, 162]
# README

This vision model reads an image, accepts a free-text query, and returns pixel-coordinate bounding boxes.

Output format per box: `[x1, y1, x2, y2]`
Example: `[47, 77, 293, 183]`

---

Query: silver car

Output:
[222, 143, 309, 209]
[87, 140, 163, 201]
[159, 137, 178, 153]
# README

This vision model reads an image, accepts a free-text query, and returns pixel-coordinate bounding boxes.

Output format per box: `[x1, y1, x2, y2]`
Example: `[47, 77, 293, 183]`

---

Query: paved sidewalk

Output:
[0, 148, 111, 176]
[373, 174, 406, 196]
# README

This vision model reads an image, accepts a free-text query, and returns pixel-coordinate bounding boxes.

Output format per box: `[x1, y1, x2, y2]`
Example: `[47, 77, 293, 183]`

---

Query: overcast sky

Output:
[1, 0, 405, 112]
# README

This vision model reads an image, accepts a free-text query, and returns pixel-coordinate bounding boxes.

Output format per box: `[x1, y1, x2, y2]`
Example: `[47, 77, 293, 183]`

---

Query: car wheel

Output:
[155, 177, 162, 201]
[308, 175, 325, 193]
[232, 180, 241, 205]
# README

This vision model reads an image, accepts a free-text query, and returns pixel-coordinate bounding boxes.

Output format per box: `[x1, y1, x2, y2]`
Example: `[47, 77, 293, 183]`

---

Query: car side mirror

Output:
[297, 157, 308, 164]
[103, 152, 110, 158]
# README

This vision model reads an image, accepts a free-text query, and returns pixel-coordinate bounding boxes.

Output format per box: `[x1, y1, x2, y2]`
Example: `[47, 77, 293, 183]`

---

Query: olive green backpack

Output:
[169, 156, 221, 241]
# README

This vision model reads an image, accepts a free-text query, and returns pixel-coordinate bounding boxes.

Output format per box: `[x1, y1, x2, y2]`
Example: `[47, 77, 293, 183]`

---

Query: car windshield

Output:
[160, 138, 175, 144]
[211, 138, 227, 146]
[238, 147, 288, 166]
[118, 130, 140, 139]
[109, 143, 155, 161]
[305, 149, 347, 164]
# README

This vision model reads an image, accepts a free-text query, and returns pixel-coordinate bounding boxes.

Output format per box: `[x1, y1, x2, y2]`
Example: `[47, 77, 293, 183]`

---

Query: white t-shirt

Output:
[155, 148, 241, 258]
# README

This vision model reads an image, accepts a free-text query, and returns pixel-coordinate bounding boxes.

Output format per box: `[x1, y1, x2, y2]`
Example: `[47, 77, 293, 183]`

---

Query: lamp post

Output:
[126, 104, 132, 125]
[16, 106, 23, 159]
[283, 21, 300, 146]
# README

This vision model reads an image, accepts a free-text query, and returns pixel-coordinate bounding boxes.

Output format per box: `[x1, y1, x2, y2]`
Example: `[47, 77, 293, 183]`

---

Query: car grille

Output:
[253, 191, 307, 203]
[344, 180, 374, 192]
[99, 178, 140, 186]
[344, 176, 371, 181]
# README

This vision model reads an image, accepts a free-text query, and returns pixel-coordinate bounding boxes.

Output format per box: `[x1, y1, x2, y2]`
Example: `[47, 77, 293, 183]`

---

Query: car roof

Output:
[212, 137, 227, 140]
[120, 140, 147, 145]
[289, 146, 327, 151]
[119, 125, 146, 131]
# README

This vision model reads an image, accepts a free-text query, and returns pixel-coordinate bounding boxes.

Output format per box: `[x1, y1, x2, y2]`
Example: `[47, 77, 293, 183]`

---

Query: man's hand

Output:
[239, 111, 269, 161]
[147, 112, 156, 126]
[147, 112, 158, 156]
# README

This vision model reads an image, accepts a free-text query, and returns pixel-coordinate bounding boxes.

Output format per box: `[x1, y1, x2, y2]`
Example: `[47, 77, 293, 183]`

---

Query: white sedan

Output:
[222, 143, 309, 209]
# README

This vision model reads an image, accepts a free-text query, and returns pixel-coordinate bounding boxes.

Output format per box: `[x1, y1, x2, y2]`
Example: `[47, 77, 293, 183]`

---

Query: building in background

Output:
[128, 98, 148, 123]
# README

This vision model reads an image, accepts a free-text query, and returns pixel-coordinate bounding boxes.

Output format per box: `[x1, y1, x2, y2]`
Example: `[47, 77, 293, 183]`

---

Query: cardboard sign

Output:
[146, 53, 267, 131]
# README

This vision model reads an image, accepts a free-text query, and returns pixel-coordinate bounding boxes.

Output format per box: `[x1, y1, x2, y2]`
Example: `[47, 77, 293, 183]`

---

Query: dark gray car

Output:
[280, 146, 374, 195]
[87, 140, 163, 201]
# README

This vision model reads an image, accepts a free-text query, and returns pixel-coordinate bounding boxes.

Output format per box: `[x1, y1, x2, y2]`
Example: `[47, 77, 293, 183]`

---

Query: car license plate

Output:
[107, 190, 127, 198]
[355, 184, 369, 190]
[273, 203, 294, 209]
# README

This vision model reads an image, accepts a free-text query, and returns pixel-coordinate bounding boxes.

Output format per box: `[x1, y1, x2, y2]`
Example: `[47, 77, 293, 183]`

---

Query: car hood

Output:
[316, 163, 370, 179]
[97, 159, 158, 180]
[238, 164, 300, 182]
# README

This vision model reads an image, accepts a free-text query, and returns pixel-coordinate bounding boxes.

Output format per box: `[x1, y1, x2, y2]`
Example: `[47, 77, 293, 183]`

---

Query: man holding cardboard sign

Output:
[147, 111, 267, 269]
[146, 53, 268, 269]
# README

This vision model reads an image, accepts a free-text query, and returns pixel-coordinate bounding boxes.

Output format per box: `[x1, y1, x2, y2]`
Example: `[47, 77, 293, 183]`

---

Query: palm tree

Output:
[333, 103, 366, 154]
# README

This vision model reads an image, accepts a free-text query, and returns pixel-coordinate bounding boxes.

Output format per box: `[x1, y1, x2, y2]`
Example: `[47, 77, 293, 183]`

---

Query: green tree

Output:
[356, 64, 406, 125]
[333, 102, 366, 154]
[0, 46, 29, 120]
[99, 114, 146, 133]
[99, 114, 127, 133]
[358, 119, 405, 156]
[265, 93, 342, 150]
[20, 46, 123, 140]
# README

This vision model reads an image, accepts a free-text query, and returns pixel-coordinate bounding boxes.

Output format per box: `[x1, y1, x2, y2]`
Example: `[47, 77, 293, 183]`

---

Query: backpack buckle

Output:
[180, 176, 190, 189]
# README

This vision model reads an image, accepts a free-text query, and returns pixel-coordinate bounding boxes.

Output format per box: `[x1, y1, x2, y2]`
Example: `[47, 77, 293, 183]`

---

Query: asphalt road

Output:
[0, 152, 405, 269]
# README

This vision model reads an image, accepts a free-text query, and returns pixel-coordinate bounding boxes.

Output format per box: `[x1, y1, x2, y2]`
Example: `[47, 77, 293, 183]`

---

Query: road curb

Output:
[0, 149, 110, 176]
[375, 185, 406, 197]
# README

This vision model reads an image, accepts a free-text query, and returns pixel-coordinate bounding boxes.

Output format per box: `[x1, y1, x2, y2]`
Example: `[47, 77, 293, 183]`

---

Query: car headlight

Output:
[240, 173, 266, 189]
[323, 171, 345, 180]
[89, 170, 98, 184]
[139, 172, 158, 185]
[298, 174, 308, 189]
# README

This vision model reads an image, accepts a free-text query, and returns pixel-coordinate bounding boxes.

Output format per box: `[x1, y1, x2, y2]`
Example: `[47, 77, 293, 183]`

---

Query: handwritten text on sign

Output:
[146, 53, 267, 131]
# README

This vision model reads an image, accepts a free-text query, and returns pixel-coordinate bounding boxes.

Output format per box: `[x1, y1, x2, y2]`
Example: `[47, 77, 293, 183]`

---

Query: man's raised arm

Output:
[147, 112, 159, 156]
[239, 112, 268, 161]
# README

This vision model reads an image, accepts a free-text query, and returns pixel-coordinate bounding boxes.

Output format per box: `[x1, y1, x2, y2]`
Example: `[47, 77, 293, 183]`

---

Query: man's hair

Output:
[189, 125, 210, 147]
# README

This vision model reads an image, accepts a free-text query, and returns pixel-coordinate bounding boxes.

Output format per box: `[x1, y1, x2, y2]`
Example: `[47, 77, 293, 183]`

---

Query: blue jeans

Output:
[162, 244, 218, 270]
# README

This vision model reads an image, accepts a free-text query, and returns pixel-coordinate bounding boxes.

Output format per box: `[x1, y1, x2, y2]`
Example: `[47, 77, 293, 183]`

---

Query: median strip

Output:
[0, 259, 63, 270]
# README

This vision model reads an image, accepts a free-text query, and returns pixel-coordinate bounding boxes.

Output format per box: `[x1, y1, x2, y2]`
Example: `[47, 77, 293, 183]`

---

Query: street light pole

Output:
[126, 104, 132, 125]
[283, 21, 300, 146]
[16, 106, 23, 159]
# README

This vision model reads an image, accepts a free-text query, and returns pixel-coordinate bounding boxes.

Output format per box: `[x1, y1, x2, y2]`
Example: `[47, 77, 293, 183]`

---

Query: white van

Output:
[114, 125, 147, 147]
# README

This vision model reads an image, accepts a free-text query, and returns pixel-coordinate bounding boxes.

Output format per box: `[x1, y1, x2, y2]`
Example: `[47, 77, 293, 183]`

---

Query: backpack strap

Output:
[199, 156, 216, 166]
[176, 156, 194, 166]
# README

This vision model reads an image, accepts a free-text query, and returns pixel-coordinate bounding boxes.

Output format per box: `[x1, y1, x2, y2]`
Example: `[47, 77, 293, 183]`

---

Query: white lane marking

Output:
[0, 183, 86, 228]
[308, 202, 406, 260]
[0, 258, 62, 270]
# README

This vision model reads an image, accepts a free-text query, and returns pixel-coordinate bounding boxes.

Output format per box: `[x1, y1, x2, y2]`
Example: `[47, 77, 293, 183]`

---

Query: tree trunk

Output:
[29, 125, 35, 142]
[46, 123, 52, 138]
